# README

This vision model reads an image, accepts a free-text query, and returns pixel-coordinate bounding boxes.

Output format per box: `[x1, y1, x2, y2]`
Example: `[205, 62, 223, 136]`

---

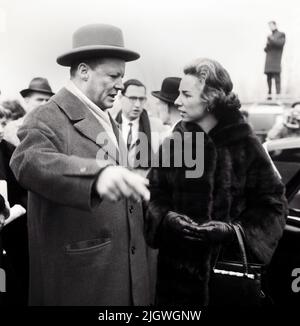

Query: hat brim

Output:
[151, 91, 177, 104]
[56, 45, 140, 66]
[20, 88, 55, 97]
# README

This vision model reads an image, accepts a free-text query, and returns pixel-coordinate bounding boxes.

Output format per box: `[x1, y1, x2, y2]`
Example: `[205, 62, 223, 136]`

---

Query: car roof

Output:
[264, 138, 300, 201]
[263, 137, 300, 151]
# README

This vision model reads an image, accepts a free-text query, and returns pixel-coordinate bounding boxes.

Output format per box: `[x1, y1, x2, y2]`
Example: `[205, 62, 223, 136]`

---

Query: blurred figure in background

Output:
[4, 78, 54, 147]
[151, 77, 181, 128]
[264, 21, 285, 100]
[267, 104, 300, 140]
[20, 77, 54, 113]
[0, 105, 27, 305]
[115, 79, 167, 177]
[1, 100, 26, 121]
[0, 193, 10, 305]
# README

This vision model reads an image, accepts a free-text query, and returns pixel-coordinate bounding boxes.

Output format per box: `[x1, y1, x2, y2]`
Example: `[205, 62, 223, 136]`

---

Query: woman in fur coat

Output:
[145, 58, 287, 305]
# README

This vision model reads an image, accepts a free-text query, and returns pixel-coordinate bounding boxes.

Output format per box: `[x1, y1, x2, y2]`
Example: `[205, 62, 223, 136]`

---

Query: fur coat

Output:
[145, 110, 287, 305]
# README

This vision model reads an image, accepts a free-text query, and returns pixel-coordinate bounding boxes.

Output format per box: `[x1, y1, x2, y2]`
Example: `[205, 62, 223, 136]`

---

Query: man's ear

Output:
[77, 63, 90, 81]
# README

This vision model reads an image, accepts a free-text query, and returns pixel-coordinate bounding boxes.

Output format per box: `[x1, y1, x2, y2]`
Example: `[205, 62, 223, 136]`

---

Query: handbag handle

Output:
[232, 224, 249, 276]
[213, 224, 250, 276]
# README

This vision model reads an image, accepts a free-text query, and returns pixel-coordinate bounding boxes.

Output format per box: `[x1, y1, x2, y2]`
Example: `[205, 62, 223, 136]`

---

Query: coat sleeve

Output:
[236, 138, 288, 264]
[268, 32, 286, 48]
[10, 109, 110, 211]
[145, 162, 173, 249]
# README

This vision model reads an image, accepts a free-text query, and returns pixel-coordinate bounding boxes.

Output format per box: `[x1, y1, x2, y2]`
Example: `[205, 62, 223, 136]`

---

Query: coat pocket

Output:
[64, 238, 111, 254]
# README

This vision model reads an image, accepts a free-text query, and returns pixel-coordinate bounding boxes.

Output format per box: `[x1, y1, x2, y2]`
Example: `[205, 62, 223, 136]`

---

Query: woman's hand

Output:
[186, 221, 235, 244]
[163, 212, 235, 244]
[163, 211, 203, 241]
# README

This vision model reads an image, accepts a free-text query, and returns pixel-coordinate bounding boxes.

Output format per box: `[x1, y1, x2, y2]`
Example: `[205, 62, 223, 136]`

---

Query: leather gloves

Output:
[164, 211, 235, 244]
[163, 211, 202, 241]
[188, 221, 235, 244]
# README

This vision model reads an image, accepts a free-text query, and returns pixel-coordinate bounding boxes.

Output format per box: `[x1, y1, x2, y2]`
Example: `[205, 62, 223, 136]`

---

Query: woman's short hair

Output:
[0, 104, 11, 120]
[1, 100, 26, 120]
[183, 58, 241, 120]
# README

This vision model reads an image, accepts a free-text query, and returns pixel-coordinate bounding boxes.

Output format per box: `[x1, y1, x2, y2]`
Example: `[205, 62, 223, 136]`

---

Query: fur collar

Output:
[173, 109, 254, 147]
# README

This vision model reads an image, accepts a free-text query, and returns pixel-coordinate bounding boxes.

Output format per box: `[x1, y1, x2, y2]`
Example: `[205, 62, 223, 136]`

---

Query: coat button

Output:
[131, 246, 136, 255]
[80, 167, 87, 173]
[129, 205, 134, 214]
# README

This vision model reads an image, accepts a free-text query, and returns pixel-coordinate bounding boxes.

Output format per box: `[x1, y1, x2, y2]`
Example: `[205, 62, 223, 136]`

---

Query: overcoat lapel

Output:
[52, 88, 120, 164]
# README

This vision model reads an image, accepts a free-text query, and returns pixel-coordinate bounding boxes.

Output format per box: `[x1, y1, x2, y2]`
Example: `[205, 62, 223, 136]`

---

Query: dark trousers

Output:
[267, 73, 281, 94]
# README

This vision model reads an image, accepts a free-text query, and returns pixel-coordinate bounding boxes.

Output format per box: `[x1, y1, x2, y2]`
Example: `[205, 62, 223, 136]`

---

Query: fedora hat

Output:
[20, 77, 55, 97]
[151, 77, 181, 104]
[57, 24, 140, 66]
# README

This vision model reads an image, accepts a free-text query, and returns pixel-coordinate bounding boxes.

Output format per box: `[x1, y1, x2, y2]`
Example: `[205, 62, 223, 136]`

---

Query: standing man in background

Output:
[264, 21, 286, 100]
[152, 77, 181, 128]
[115, 79, 167, 177]
[4, 78, 54, 147]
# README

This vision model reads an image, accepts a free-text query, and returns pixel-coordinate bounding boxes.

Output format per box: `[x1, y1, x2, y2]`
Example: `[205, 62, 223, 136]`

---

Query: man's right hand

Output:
[95, 166, 150, 202]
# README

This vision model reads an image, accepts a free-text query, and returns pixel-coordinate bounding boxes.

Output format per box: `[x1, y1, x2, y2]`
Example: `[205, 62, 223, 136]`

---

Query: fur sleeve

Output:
[237, 137, 288, 264]
[145, 166, 173, 249]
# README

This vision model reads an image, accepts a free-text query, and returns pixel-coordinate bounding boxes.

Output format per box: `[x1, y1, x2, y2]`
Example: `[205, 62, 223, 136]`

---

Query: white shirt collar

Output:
[121, 114, 140, 127]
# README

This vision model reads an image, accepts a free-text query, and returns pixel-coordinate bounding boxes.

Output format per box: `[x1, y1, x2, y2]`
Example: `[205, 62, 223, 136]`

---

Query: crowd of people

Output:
[0, 21, 292, 306]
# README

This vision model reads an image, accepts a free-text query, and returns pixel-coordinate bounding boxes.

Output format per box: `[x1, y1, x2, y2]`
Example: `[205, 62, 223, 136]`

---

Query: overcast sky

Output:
[1, 0, 300, 104]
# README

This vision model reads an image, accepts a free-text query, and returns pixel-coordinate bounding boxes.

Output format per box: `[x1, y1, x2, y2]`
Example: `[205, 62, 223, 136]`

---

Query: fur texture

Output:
[145, 110, 287, 305]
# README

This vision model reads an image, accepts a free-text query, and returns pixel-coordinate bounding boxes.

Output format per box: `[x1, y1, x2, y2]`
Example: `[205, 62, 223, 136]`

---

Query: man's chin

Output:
[99, 101, 114, 110]
[130, 112, 142, 119]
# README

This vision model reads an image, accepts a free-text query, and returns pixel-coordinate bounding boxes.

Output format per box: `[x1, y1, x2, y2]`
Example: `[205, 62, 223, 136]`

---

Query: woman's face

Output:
[175, 74, 206, 123]
[0, 117, 7, 142]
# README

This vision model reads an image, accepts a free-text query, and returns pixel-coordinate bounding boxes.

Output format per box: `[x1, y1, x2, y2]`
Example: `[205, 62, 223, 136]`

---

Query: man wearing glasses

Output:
[115, 79, 167, 177]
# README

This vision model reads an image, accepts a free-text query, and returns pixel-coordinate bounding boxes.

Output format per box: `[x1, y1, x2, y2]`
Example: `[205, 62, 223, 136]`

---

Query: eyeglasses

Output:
[124, 95, 147, 103]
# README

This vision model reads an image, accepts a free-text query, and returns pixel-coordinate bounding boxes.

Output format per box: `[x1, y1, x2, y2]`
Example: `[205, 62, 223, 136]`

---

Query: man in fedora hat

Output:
[20, 77, 54, 113]
[4, 77, 54, 147]
[152, 77, 181, 128]
[10, 24, 151, 306]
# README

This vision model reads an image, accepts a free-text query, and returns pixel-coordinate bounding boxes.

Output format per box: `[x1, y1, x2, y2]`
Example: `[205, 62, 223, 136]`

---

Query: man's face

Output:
[121, 85, 146, 121]
[156, 99, 170, 125]
[85, 58, 125, 110]
[25, 92, 51, 112]
[268, 22, 276, 32]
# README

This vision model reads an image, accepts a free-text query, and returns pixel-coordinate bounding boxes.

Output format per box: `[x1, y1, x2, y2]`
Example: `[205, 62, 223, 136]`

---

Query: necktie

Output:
[127, 122, 133, 150]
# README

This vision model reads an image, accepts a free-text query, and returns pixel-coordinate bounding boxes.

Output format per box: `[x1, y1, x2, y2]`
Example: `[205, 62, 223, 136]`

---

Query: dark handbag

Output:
[209, 224, 266, 306]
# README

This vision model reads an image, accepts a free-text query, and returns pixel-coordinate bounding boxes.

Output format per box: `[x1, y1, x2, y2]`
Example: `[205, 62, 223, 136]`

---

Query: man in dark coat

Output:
[264, 21, 286, 99]
[10, 24, 151, 306]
